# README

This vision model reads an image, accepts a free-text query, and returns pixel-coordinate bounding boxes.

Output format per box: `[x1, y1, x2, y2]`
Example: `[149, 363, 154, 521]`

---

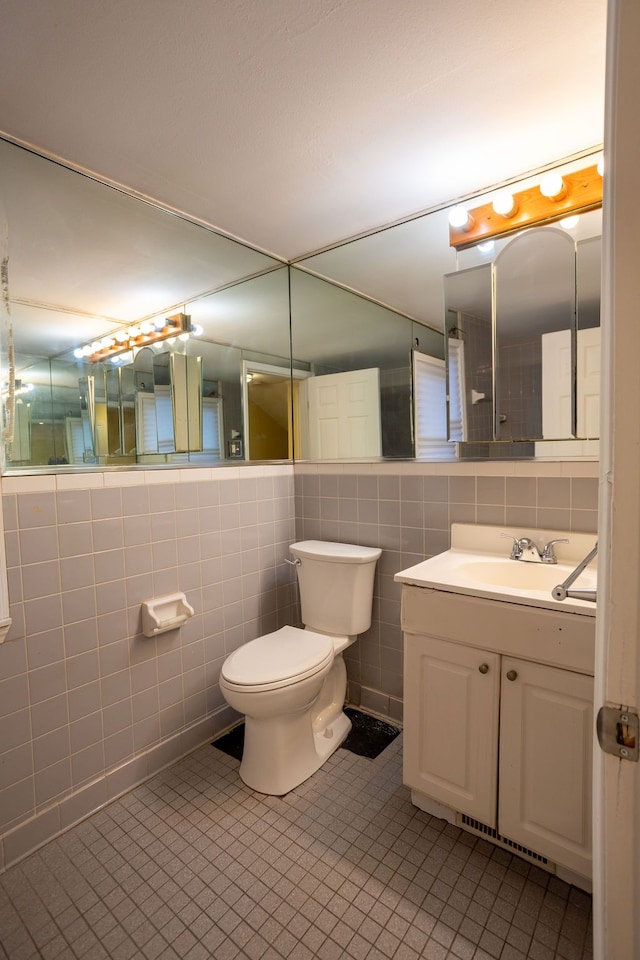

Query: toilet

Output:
[219, 540, 381, 795]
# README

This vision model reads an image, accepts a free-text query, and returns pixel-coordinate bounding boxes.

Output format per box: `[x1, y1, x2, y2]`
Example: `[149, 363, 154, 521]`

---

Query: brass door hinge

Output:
[597, 705, 639, 761]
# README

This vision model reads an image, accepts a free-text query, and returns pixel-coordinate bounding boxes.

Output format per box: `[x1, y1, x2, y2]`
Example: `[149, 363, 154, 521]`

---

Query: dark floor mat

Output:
[212, 723, 245, 761]
[341, 707, 401, 759]
[212, 708, 400, 762]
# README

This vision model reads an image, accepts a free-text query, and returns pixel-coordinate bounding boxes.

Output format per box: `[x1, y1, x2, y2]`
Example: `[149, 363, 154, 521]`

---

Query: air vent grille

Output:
[459, 814, 550, 865]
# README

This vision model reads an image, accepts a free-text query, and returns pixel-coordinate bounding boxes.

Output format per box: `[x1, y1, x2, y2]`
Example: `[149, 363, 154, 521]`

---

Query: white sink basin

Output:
[394, 523, 598, 616]
[454, 558, 597, 592]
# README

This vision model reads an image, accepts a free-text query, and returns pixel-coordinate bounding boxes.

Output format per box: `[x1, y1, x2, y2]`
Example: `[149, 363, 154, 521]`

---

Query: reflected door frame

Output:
[241, 360, 311, 460]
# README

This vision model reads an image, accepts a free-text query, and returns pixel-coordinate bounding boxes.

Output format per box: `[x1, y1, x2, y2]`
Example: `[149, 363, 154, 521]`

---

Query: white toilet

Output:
[219, 540, 381, 795]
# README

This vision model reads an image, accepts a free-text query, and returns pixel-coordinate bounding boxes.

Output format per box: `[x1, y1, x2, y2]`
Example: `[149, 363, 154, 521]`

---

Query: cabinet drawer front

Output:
[401, 587, 594, 675]
[403, 633, 500, 826]
[499, 657, 593, 878]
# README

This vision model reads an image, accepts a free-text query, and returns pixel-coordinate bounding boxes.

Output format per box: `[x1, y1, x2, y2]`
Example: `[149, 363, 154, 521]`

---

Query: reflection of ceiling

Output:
[0, 1, 606, 260]
[290, 270, 415, 371]
[299, 210, 455, 326]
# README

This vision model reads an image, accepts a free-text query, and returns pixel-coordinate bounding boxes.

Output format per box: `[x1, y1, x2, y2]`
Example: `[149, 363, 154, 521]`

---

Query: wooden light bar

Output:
[86, 313, 191, 362]
[449, 163, 603, 250]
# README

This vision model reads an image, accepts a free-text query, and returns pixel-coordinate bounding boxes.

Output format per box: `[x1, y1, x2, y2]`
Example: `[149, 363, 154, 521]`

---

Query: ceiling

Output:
[0, 0, 607, 261]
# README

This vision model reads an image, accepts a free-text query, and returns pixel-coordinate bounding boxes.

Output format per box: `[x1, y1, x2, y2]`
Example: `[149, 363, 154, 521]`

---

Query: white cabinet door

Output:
[499, 657, 593, 878]
[403, 634, 500, 826]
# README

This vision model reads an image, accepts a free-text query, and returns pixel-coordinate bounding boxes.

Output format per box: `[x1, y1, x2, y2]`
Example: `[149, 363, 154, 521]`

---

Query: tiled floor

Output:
[0, 732, 592, 960]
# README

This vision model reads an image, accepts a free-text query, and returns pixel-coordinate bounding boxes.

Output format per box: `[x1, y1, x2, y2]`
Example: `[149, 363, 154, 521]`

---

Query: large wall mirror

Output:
[290, 153, 602, 462]
[0, 137, 292, 470]
[0, 136, 602, 473]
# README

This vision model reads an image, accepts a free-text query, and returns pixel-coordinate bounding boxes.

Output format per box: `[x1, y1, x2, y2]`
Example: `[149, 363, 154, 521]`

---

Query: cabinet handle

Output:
[506, 669, 518, 682]
[478, 663, 490, 675]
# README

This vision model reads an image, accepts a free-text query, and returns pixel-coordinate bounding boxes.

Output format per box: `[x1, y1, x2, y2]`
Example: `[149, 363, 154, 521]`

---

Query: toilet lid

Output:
[221, 626, 334, 687]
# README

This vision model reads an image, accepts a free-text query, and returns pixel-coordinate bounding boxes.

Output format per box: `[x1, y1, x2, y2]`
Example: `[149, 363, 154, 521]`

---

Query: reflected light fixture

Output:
[560, 215, 580, 230]
[1, 380, 34, 400]
[73, 313, 200, 363]
[449, 160, 603, 249]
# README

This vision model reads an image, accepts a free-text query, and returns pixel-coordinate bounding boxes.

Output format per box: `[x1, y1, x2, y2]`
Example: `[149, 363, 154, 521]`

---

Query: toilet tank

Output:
[289, 540, 382, 636]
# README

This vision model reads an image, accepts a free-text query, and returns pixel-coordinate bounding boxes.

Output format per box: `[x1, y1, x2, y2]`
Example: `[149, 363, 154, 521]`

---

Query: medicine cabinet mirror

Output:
[444, 208, 601, 453]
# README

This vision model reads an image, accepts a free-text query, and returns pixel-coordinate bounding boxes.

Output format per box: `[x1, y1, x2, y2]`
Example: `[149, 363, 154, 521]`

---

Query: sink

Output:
[394, 523, 598, 616]
[454, 559, 597, 592]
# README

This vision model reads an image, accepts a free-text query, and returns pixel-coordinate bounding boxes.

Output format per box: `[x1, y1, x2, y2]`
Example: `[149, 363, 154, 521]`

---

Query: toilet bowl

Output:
[219, 540, 381, 795]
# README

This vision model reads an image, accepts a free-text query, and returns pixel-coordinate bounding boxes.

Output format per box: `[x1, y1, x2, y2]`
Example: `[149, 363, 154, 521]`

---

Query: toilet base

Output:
[313, 707, 351, 764]
[239, 705, 351, 796]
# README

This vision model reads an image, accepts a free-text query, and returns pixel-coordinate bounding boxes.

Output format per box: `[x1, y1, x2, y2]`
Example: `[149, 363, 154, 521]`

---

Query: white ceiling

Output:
[0, 0, 607, 261]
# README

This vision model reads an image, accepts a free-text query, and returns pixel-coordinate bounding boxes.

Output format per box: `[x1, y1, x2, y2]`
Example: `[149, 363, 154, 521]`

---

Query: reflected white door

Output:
[538, 328, 600, 457]
[576, 327, 601, 438]
[541, 329, 572, 439]
[306, 368, 381, 458]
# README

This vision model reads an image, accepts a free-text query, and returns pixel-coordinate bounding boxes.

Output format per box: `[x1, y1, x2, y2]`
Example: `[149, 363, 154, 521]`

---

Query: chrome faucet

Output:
[501, 533, 569, 564]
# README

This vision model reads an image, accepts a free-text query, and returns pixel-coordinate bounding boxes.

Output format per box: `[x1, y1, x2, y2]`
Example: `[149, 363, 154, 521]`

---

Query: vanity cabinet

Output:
[403, 634, 500, 826]
[401, 586, 595, 883]
[499, 657, 593, 878]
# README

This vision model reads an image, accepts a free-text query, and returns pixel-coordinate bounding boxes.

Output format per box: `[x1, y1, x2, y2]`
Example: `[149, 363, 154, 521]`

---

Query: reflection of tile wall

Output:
[295, 464, 598, 723]
[497, 340, 543, 440]
[460, 313, 493, 442]
[0, 466, 295, 869]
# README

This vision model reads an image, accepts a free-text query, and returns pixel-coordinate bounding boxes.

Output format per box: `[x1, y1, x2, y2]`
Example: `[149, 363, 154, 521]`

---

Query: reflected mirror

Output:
[495, 227, 576, 442]
[444, 208, 602, 454]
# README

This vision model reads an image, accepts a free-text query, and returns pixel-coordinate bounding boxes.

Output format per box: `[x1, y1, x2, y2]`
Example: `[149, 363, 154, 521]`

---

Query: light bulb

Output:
[492, 192, 517, 218]
[540, 172, 566, 200]
[597, 156, 604, 177]
[560, 215, 580, 231]
[139, 322, 154, 335]
[178, 332, 189, 341]
[115, 329, 128, 342]
[448, 205, 474, 231]
[73, 347, 84, 359]
[477, 240, 495, 254]
[192, 324, 203, 337]
[82, 345, 92, 357]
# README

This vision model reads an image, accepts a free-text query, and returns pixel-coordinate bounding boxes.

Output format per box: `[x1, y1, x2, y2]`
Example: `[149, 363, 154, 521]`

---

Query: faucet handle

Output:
[541, 538, 569, 563]
[500, 533, 522, 560]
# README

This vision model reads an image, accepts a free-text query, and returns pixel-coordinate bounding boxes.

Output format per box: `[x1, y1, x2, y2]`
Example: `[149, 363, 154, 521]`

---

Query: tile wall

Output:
[0, 458, 599, 872]
[294, 462, 599, 722]
[0, 465, 296, 871]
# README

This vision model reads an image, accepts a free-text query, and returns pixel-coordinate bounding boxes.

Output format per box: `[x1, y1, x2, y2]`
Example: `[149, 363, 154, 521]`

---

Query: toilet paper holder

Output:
[141, 592, 195, 637]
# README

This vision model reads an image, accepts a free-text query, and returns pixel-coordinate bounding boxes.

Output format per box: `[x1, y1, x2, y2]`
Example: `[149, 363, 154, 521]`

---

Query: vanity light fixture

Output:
[539, 172, 567, 201]
[448, 205, 474, 232]
[491, 191, 517, 218]
[448, 160, 603, 249]
[73, 313, 196, 363]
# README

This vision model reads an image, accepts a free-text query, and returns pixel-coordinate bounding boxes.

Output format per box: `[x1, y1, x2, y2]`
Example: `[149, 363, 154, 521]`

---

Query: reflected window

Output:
[413, 352, 457, 461]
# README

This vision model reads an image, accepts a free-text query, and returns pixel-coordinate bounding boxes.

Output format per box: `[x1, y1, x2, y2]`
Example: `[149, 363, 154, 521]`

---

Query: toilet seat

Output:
[220, 626, 334, 693]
